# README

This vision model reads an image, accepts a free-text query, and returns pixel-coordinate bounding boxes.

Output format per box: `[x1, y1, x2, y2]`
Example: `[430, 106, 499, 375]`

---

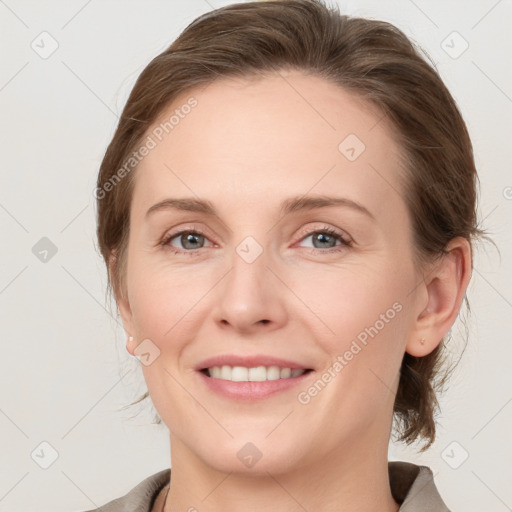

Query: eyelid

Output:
[160, 223, 353, 254]
[295, 224, 352, 245]
[160, 225, 213, 248]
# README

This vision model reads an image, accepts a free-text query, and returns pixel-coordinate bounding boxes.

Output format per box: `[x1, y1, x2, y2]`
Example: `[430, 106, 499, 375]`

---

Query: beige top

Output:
[85, 461, 450, 511]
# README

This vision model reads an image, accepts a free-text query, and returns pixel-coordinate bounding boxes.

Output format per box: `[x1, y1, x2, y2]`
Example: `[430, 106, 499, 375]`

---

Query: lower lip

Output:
[197, 370, 314, 401]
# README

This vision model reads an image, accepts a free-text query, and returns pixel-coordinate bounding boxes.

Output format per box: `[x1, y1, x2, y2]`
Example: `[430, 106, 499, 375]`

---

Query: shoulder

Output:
[82, 468, 170, 512]
[389, 461, 451, 511]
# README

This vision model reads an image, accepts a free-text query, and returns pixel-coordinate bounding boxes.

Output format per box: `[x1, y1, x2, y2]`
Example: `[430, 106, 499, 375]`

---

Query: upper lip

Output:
[195, 355, 313, 371]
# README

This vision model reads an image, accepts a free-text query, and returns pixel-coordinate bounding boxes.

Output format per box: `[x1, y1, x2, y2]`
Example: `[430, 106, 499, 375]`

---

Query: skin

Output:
[114, 70, 472, 512]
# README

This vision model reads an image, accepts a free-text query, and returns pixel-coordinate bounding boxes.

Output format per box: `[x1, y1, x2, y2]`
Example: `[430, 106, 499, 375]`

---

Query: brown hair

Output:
[96, 0, 485, 450]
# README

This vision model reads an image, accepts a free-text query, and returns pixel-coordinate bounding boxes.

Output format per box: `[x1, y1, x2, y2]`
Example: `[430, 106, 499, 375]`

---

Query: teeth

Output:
[206, 365, 307, 381]
[249, 366, 266, 381]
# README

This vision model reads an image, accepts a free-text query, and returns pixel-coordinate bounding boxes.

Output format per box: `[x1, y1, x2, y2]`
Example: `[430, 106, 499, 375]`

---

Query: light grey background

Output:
[0, 0, 511, 510]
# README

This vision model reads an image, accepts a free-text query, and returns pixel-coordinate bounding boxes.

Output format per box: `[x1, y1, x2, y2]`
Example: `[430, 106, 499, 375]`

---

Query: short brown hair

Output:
[96, 0, 484, 450]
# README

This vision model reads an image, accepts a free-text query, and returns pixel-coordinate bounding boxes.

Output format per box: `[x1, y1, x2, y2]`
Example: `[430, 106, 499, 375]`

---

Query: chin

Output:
[193, 437, 304, 476]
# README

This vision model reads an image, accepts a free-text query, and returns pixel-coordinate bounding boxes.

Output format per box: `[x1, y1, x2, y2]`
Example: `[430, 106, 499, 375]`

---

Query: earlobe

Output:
[117, 292, 135, 345]
[118, 295, 138, 356]
[406, 237, 472, 358]
[126, 335, 137, 356]
[406, 335, 437, 357]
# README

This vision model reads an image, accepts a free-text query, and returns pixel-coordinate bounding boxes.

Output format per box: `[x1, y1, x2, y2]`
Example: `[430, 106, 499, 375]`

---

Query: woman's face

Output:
[118, 71, 426, 474]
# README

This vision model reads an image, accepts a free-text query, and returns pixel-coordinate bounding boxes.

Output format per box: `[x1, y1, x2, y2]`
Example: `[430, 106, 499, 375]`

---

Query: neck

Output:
[164, 432, 399, 512]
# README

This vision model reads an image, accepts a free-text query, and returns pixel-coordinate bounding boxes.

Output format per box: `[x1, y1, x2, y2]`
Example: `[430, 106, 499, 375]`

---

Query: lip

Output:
[195, 354, 312, 371]
[197, 368, 315, 401]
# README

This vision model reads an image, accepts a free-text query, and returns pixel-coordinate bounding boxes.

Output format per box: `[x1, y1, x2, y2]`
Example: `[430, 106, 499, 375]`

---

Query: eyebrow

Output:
[145, 194, 375, 221]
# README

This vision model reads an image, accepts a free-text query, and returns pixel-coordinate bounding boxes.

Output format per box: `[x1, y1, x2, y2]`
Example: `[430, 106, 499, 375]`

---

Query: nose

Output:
[214, 245, 288, 335]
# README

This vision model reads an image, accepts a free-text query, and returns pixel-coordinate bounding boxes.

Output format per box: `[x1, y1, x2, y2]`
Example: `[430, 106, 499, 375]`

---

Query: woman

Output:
[91, 0, 483, 510]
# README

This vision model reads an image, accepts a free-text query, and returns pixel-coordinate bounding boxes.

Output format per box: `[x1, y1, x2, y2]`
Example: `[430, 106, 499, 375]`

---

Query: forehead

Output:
[132, 70, 406, 223]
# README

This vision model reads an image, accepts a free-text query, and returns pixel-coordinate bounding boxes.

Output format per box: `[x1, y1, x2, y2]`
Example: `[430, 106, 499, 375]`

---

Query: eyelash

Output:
[160, 225, 352, 257]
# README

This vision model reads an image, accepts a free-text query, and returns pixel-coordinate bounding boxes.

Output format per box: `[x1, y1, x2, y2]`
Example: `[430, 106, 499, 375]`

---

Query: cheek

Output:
[127, 257, 222, 354]
[130, 272, 194, 340]
[294, 260, 410, 410]
[294, 262, 406, 346]
[293, 266, 408, 424]
[127, 264, 211, 418]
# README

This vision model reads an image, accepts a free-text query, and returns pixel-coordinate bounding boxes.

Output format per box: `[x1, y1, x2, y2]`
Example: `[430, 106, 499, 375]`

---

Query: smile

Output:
[202, 365, 311, 381]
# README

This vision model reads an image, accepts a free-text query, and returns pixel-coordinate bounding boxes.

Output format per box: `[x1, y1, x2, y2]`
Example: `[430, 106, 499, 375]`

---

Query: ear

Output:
[109, 252, 137, 356]
[406, 237, 472, 357]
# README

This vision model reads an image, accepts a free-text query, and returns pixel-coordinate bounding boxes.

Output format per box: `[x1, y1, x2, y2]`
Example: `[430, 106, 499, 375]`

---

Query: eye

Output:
[160, 225, 352, 256]
[297, 226, 352, 253]
[161, 229, 213, 255]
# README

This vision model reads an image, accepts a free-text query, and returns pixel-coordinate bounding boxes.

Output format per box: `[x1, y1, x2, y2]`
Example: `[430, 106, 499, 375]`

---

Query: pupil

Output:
[183, 233, 202, 249]
[315, 233, 334, 248]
